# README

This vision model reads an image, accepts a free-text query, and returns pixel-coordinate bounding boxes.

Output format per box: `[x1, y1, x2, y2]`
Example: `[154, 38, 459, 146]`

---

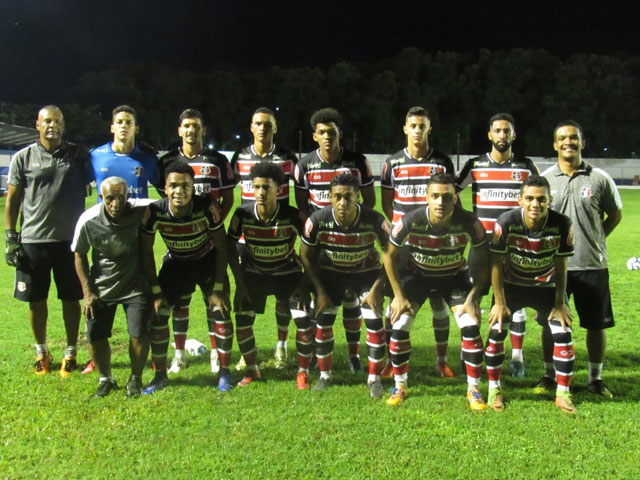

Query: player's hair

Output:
[489, 113, 515, 129]
[427, 173, 456, 188]
[310, 108, 343, 131]
[39, 105, 63, 117]
[164, 160, 195, 181]
[520, 174, 550, 194]
[101, 176, 128, 194]
[330, 173, 359, 192]
[253, 107, 276, 118]
[179, 108, 203, 123]
[554, 119, 584, 140]
[112, 105, 137, 122]
[405, 106, 430, 121]
[249, 161, 286, 186]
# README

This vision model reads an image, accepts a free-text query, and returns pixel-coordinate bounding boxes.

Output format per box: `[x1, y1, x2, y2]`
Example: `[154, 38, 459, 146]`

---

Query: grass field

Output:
[1, 188, 639, 479]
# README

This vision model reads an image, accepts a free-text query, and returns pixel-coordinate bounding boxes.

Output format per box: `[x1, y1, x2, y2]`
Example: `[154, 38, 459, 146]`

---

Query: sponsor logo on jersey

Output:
[250, 243, 291, 257]
[479, 189, 519, 202]
[326, 249, 369, 264]
[413, 251, 462, 267]
[100, 167, 109, 172]
[508, 253, 553, 269]
[397, 184, 428, 198]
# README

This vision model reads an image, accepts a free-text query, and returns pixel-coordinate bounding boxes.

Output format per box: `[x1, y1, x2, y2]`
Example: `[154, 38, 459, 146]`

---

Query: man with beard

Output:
[456, 113, 538, 378]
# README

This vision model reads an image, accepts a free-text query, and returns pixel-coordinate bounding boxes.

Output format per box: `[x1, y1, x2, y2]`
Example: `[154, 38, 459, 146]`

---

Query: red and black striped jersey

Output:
[390, 206, 486, 278]
[159, 148, 236, 200]
[294, 148, 374, 211]
[456, 153, 538, 234]
[381, 148, 454, 224]
[228, 203, 302, 275]
[141, 196, 223, 261]
[490, 208, 573, 287]
[302, 204, 390, 273]
[230, 145, 297, 205]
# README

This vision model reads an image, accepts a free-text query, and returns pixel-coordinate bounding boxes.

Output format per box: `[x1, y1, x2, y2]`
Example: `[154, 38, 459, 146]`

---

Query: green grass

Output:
[1, 188, 639, 479]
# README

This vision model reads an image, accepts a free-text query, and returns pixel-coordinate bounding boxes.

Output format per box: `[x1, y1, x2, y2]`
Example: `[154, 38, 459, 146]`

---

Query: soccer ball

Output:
[626, 257, 640, 271]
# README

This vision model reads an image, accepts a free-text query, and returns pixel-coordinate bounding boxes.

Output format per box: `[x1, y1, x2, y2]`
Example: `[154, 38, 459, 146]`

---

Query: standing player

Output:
[486, 175, 576, 413]
[231, 107, 298, 367]
[300, 174, 389, 397]
[140, 161, 232, 393]
[227, 162, 312, 388]
[294, 107, 376, 372]
[383, 174, 488, 409]
[381, 106, 456, 378]
[159, 109, 236, 375]
[90, 105, 162, 199]
[72, 177, 153, 397]
[456, 113, 539, 378]
[543, 120, 622, 398]
[4, 105, 89, 377]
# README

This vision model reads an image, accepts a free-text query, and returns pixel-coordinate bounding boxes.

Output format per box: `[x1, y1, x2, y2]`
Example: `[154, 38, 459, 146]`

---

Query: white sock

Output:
[588, 362, 603, 383]
[35, 343, 48, 356]
[320, 370, 331, 380]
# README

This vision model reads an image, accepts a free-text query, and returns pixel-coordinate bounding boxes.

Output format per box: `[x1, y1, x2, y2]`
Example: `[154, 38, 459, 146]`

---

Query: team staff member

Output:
[381, 106, 456, 378]
[487, 175, 575, 413]
[300, 174, 390, 397]
[231, 107, 299, 367]
[140, 161, 232, 394]
[72, 177, 153, 398]
[456, 113, 539, 378]
[4, 105, 89, 377]
[295, 108, 376, 372]
[543, 120, 622, 398]
[159, 109, 236, 375]
[384, 174, 489, 409]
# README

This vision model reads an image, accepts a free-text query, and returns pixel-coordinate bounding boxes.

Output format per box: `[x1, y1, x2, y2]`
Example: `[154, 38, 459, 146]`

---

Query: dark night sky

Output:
[1, 0, 638, 102]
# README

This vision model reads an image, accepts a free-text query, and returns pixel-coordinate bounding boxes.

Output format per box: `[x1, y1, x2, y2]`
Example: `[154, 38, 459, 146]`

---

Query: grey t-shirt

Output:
[8, 141, 90, 243]
[543, 162, 622, 270]
[71, 199, 153, 302]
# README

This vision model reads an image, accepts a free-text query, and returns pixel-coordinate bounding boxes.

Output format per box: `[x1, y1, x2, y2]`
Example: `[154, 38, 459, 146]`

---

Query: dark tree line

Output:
[2, 47, 639, 157]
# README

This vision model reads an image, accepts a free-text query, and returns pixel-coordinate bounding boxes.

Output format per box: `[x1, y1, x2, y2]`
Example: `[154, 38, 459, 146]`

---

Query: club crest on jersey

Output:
[512, 171, 523, 181]
[448, 235, 459, 247]
[430, 166, 440, 175]
[134, 166, 144, 177]
[304, 219, 314, 238]
[391, 221, 403, 238]
[580, 187, 593, 198]
[200, 165, 211, 176]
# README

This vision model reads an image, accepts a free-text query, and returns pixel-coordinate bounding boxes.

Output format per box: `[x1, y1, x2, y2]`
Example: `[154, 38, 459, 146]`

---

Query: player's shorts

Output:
[239, 271, 303, 314]
[319, 268, 380, 305]
[566, 269, 615, 329]
[402, 270, 472, 308]
[498, 284, 563, 326]
[86, 294, 152, 342]
[158, 250, 229, 307]
[14, 242, 83, 303]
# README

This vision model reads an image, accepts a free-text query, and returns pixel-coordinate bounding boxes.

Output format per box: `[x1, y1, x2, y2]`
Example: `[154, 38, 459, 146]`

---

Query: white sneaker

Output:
[210, 349, 220, 374]
[169, 356, 187, 374]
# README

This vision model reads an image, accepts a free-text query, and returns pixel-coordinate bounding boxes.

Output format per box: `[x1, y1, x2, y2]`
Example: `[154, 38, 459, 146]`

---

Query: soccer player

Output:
[230, 107, 298, 367]
[140, 161, 232, 393]
[159, 109, 236, 375]
[381, 106, 456, 378]
[383, 174, 488, 409]
[227, 162, 312, 388]
[4, 105, 89, 377]
[486, 175, 576, 413]
[72, 177, 153, 397]
[456, 113, 539, 378]
[543, 120, 622, 398]
[294, 107, 376, 372]
[90, 105, 161, 199]
[300, 174, 390, 397]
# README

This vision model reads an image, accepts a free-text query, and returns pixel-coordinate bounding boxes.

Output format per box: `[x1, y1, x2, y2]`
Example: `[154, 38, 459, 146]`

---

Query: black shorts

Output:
[158, 250, 229, 307]
[319, 269, 380, 305]
[239, 271, 302, 313]
[86, 294, 152, 342]
[14, 242, 83, 302]
[499, 284, 562, 326]
[402, 270, 472, 308]
[567, 269, 615, 330]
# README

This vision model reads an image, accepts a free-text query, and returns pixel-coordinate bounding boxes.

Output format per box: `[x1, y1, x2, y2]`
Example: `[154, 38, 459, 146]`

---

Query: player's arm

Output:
[299, 242, 333, 315]
[458, 241, 489, 324]
[209, 227, 231, 317]
[74, 252, 101, 320]
[381, 188, 394, 222]
[488, 252, 510, 332]
[219, 188, 234, 221]
[4, 183, 23, 267]
[226, 234, 251, 311]
[295, 188, 311, 221]
[383, 242, 414, 323]
[360, 184, 376, 208]
[140, 230, 168, 314]
[548, 255, 572, 331]
[603, 208, 622, 237]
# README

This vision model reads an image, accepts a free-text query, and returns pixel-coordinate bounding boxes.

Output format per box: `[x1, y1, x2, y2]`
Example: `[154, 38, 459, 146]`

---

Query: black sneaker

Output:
[587, 379, 613, 399]
[348, 356, 363, 374]
[532, 376, 556, 395]
[125, 375, 143, 398]
[95, 379, 118, 398]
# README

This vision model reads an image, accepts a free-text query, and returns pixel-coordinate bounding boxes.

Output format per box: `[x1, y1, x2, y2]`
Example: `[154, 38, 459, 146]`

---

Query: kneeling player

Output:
[228, 162, 312, 388]
[300, 174, 390, 397]
[141, 161, 232, 393]
[487, 175, 576, 413]
[384, 173, 488, 409]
